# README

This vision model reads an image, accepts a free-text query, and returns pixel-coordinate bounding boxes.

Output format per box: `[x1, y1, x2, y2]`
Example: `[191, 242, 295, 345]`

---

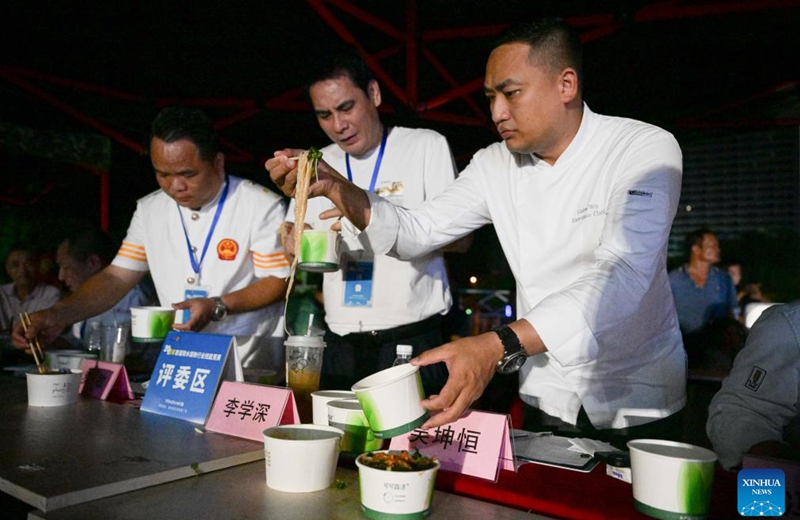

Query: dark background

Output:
[2, 0, 800, 291]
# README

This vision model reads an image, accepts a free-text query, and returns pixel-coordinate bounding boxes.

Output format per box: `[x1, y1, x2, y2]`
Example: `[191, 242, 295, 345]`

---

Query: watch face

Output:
[498, 353, 527, 375]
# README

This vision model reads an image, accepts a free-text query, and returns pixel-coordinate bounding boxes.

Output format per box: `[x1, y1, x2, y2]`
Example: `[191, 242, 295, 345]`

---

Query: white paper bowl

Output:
[628, 439, 718, 519]
[45, 350, 97, 370]
[352, 364, 427, 438]
[130, 306, 175, 342]
[26, 369, 83, 407]
[311, 390, 356, 425]
[262, 424, 343, 493]
[356, 450, 440, 519]
[327, 398, 382, 453]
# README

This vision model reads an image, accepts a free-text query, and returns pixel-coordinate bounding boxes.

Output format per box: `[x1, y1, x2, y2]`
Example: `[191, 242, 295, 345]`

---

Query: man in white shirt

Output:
[15, 107, 290, 376]
[268, 19, 686, 447]
[281, 49, 463, 395]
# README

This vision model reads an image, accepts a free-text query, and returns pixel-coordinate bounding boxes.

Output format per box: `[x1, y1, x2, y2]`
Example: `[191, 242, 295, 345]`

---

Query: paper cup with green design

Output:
[130, 306, 175, 342]
[351, 364, 428, 439]
[312, 389, 355, 425]
[628, 439, 718, 519]
[356, 450, 440, 520]
[327, 398, 382, 453]
[298, 230, 340, 272]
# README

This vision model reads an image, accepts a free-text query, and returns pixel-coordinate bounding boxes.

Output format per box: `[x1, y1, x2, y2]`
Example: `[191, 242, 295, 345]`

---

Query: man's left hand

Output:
[171, 298, 215, 332]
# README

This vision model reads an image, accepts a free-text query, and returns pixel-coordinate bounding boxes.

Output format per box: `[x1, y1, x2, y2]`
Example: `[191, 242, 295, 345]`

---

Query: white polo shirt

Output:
[289, 126, 456, 334]
[112, 175, 290, 339]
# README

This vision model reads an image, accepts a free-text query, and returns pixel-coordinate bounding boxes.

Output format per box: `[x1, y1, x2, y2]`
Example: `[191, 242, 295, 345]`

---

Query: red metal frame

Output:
[2, 0, 799, 229]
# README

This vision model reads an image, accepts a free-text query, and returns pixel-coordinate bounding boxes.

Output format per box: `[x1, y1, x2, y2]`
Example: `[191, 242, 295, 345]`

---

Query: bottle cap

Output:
[396, 344, 413, 356]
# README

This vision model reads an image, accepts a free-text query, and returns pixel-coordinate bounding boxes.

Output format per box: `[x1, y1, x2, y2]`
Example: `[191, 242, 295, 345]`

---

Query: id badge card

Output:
[343, 261, 373, 307]
[178, 283, 210, 324]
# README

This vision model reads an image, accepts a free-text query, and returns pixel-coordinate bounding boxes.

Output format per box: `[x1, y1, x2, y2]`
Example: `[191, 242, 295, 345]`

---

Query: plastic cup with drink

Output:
[285, 323, 325, 423]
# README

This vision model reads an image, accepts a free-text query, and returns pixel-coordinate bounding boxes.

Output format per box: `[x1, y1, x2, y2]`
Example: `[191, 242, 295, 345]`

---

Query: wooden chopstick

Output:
[19, 312, 47, 374]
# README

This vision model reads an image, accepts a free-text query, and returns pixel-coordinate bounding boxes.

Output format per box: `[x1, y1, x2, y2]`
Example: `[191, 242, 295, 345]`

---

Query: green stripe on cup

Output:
[633, 499, 707, 520]
[372, 413, 428, 439]
[360, 505, 431, 520]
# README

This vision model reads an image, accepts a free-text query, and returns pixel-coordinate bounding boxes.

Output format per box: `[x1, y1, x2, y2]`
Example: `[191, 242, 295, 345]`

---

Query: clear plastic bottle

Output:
[392, 344, 413, 366]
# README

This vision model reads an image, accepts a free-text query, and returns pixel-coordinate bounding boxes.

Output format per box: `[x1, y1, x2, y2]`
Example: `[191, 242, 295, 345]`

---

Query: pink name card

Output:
[389, 409, 515, 481]
[78, 359, 134, 402]
[205, 380, 299, 442]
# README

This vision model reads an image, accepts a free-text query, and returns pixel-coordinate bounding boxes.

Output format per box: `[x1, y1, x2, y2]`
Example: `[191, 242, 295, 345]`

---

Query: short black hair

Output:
[148, 106, 220, 162]
[302, 46, 375, 96]
[492, 18, 583, 89]
[684, 228, 716, 259]
[62, 227, 116, 266]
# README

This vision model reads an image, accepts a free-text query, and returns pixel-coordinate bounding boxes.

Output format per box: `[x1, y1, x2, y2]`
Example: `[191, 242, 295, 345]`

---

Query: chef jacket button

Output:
[191, 213, 199, 221]
[187, 277, 195, 284]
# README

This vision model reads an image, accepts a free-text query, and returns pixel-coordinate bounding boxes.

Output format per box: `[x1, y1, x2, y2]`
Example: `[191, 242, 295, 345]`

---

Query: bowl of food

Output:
[351, 364, 427, 439]
[355, 450, 439, 519]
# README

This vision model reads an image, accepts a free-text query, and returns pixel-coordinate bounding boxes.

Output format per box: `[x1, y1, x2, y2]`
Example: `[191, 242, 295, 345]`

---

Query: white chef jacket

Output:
[347, 105, 687, 429]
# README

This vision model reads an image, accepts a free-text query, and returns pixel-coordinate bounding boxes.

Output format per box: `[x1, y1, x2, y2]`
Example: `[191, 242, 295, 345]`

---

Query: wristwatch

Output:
[211, 297, 228, 322]
[493, 325, 528, 374]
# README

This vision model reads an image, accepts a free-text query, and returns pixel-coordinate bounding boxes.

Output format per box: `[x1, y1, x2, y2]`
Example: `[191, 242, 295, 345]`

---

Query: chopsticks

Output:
[19, 312, 48, 374]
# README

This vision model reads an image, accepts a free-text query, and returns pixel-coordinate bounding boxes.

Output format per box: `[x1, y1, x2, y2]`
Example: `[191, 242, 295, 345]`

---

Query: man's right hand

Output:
[11, 310, 63, 353]
[265, 149, 373, 230]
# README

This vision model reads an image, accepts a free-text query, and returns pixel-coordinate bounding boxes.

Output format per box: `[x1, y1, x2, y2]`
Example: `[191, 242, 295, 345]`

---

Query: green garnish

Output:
[307, 147, 323, 161]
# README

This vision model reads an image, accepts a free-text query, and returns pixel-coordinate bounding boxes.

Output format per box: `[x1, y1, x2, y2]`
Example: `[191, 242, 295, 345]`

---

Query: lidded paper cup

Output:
[356, 450, 440, 519]
[628, 439, 718, 519]
[26, 369, 83, 407]
[351, 364, 428, 439]
[130, 306, 175, 342]
[262, 424, 343, 492]
[327, 398, 382, 453]
[311, 390, 355, 425]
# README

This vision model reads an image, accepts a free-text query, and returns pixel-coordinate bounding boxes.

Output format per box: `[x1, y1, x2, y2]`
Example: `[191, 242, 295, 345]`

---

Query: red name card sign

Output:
[78, 359, 134, 402]
[389, 409, 515, 482]
[204, 380, 299, 442]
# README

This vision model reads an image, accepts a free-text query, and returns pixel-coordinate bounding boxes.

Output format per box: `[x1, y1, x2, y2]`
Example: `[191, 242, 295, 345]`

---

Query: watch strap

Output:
[493, 325, 524, 357]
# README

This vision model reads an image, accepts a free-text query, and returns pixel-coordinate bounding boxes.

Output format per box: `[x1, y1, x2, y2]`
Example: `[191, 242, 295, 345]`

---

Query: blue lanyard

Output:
[345, 126, 388, 193]
[178, 176, 229, 281]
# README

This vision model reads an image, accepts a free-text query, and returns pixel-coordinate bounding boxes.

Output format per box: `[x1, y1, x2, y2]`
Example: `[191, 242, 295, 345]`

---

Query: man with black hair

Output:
[268, 19, 685, 447]
[1, 247, 61, 333]
[279, 48, 463, 395]
[16, 107, 290, 375]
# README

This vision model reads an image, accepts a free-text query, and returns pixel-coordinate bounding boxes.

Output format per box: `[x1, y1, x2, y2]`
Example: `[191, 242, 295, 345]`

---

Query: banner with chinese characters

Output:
[204, 381, 299, 441]
[140, 332, 233, 425]
[389, 409, 515, 481]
